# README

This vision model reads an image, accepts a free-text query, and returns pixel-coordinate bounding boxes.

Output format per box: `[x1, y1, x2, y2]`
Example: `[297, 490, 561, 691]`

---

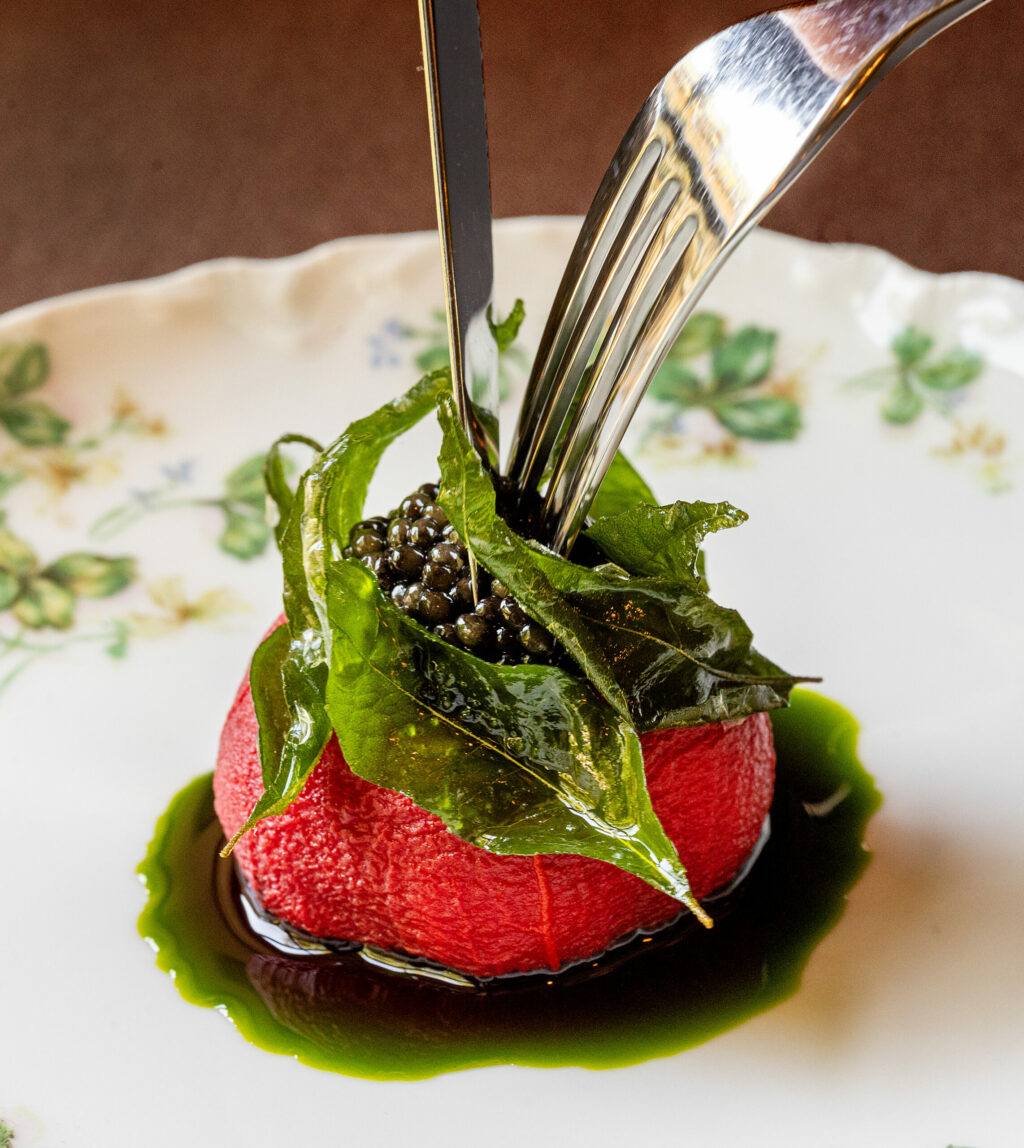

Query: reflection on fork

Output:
[506, 0, 991, 552]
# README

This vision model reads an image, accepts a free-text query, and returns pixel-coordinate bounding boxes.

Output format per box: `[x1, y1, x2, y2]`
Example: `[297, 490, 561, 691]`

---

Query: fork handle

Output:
[782, 0, 988, 81]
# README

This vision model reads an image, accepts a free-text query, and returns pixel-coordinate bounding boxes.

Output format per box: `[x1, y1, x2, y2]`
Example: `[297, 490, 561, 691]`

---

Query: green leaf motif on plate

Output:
[847, 325, 985, 427]
[711, 326, 776, 392]
[0, 341, 50, 398]
[12, 576, 77, 629]
[0, 400, 71, 447]
[44, 553, 136, 598]
[643, 313, 801, 451]
[0, 340, 70, 447]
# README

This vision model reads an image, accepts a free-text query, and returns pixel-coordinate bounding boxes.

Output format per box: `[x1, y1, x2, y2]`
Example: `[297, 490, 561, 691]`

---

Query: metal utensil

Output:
[507, 0, 991, 551]
[418, 0, 500, 473]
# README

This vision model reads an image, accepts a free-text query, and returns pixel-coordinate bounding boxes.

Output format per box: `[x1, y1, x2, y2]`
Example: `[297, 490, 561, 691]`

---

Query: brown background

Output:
[1, 0, 1021, 316]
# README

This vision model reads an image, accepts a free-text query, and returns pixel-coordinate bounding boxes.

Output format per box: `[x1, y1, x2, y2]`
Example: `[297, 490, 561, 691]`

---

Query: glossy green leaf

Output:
[714, 396, 801, 441]
[711, 327, 775, 391]
[916, 349, 983, 391]
[670, 312, 725, 360]
[437, 397, 804, 732]
[263, 434, 321, 546]
[0, 527, 37, 575]
[882, 379, 924, 425]
[588, 451, 657, 521]
[224, 623, 333, 852]
[13, 577, 75, 629]
[44, 553, 135, 597]
[585, 501, 746, 584]
[0, 401, 70, 446]
[487, 298, 526, 352]
[232, 373, 449, 851]
[324, 558, 707, 917]
[0, 569, 19, 610]
[891, 326, 934, 367]
[219, 510, 271, 560]
[0, 343, 50, 398]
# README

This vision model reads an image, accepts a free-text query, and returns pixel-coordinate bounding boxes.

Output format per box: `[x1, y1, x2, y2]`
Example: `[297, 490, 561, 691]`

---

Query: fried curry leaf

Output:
[228, 373, 449, 855]
[588, 451, 657, 521]
[437, 396, 805, 732]
[584, 500, 746, 584]
[224, 622, 334, 852]
[323, 557, 707, 918]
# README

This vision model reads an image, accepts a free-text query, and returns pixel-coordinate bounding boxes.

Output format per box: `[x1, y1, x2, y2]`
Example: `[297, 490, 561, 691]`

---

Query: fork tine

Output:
[541, 212, 705, 551]
[515, 0, 992, 551]
[512, 173, 682, 499]
[506, 129, 664, 489]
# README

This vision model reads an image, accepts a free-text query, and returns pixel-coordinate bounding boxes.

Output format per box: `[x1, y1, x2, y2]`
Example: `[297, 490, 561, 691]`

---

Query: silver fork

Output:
[507, 0, 991, 552]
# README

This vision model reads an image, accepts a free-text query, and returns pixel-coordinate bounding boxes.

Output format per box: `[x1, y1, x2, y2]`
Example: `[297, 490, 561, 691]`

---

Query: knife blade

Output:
[417, 0, 500, 473]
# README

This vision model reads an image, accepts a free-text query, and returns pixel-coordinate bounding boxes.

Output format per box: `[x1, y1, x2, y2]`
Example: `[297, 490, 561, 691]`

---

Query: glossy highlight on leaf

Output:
[230, 373, 449, 855]
[324, 558, 706, 917]
[584, 500, 746, 584]
[239, 363, 803, 914]
[588, 452, 657, 521]
[437, 397, 805, 732]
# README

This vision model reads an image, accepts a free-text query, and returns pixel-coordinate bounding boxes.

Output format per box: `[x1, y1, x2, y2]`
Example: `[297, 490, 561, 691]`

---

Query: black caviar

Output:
[343, 482, 562, 666]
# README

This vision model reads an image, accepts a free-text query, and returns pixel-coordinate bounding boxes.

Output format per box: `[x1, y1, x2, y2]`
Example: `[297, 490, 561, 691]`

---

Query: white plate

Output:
[1, 220, 1022, 1148]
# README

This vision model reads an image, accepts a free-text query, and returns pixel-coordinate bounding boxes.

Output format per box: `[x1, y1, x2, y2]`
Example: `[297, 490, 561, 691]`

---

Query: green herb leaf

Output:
[487, 298, 526, 352]
[44, 553, 135, 597]
[231, 373, 450, 852]
[12, 576, 76, 629]
[711, 327, 776, 391]
[324, 558, 707, 918]
[224, 623, 334, 853]
[882, 378, 924, 425]
[714, 396, 801, 441]
[0, 526, 37, 575]
[0, 568, 19, 610]
[263, 434, 321, 546]
[588, 451, 657, 521]
[437, 397, 804, 732]
[670, 312, 725, 360]
[0, 342, 50, 398]
[0, 401, 70, 446]
[219, 510, 272, 560]
[892, 326, 934, 367]
[585, 500, 746, 584]
[915, 348, 983, 391]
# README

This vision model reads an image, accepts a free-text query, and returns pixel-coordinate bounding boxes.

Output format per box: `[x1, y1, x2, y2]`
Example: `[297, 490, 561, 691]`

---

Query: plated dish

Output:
[1, 219, 1022, 1147]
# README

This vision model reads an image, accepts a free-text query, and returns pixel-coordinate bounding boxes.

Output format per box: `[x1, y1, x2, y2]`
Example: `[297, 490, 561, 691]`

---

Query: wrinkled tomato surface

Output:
[214, 636, 775, 979]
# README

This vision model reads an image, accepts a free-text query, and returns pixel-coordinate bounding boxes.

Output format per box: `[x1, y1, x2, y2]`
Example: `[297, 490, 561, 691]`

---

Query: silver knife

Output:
[417, 0, 500, 473]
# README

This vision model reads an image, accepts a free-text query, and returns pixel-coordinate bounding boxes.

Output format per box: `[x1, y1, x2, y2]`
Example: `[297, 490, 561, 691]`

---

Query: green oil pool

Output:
[137, 690, 879, 1080]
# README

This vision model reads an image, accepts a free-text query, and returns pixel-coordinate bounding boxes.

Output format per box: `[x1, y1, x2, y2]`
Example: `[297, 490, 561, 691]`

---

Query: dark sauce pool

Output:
[137, 690, 879, 1080]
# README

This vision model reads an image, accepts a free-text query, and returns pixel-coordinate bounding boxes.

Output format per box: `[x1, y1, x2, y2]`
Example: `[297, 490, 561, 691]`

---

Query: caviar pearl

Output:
[346, 482, 562, 668]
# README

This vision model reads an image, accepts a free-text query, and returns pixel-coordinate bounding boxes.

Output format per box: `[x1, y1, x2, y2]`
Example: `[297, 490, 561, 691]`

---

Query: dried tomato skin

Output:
[213, 625, 775, 980]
